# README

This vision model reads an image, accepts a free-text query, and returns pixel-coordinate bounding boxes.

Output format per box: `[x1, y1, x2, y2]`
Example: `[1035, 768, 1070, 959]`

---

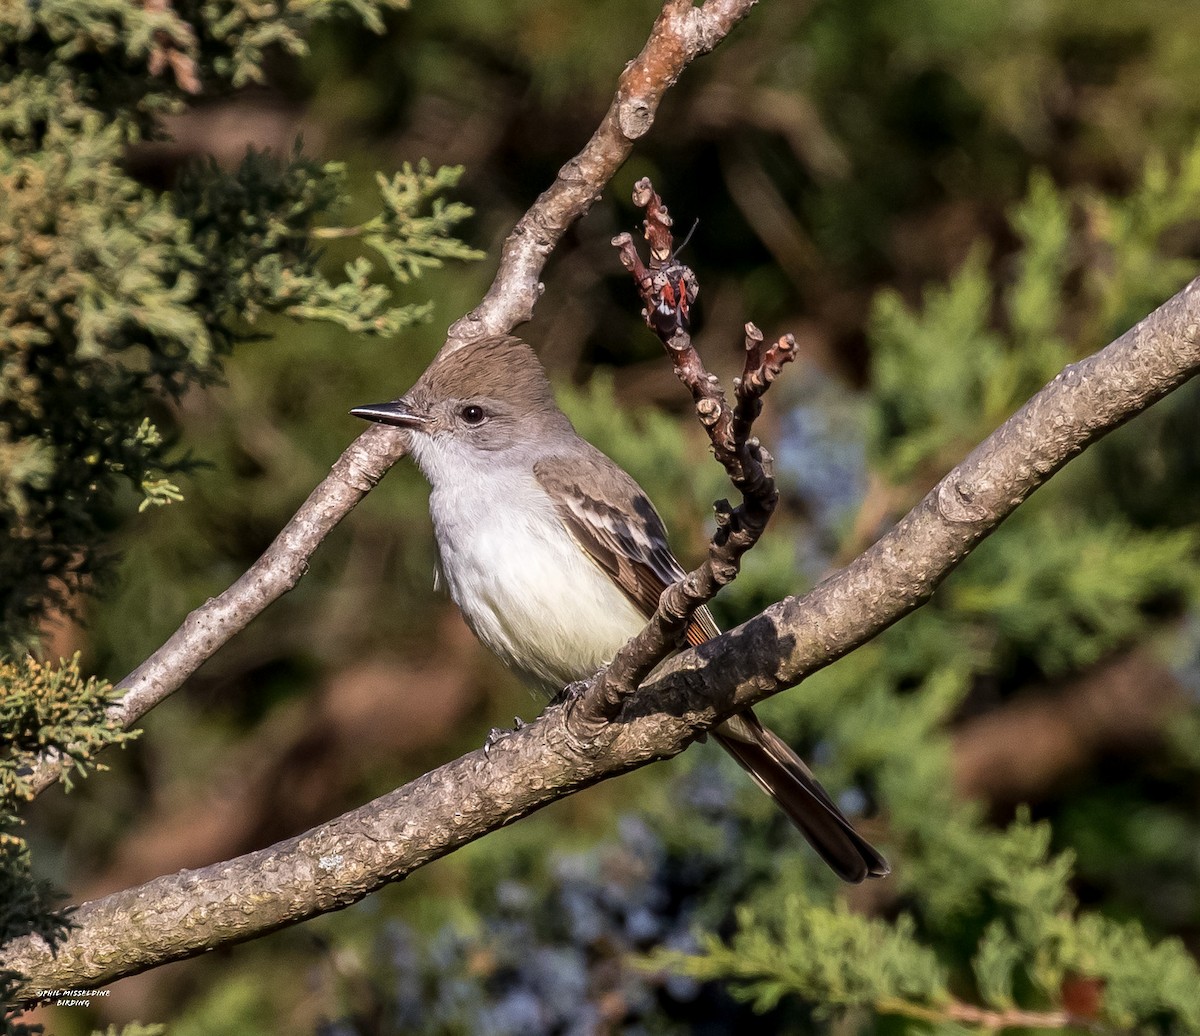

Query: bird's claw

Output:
[483, 717, 526, 758]
[549, 679, 590, 708]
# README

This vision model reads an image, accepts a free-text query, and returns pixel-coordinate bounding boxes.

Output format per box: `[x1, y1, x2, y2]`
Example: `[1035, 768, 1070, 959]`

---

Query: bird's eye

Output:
[460, 404, 486, 425]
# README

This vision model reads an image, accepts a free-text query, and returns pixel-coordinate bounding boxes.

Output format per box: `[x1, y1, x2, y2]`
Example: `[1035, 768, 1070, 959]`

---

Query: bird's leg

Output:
[485, 671, 604, 758]
[548, 678, 592, 709]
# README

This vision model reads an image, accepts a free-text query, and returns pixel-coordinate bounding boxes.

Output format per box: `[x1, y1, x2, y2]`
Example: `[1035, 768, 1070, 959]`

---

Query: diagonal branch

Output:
[22, 0, 761, 799]
[445, 0, 758, 346]
[6, 272, 1199, 998]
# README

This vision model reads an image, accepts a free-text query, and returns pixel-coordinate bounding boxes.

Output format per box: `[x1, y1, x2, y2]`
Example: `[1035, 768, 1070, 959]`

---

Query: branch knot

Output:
[617, 97, 654, 139]
[937, 477, 990, 524]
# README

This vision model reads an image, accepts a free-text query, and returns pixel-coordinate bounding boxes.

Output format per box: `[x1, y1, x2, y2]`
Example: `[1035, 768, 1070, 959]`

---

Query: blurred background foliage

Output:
[5, 0, 1200, 1032]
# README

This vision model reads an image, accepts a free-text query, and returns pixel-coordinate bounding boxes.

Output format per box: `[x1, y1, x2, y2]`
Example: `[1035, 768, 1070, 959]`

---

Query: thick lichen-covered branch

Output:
[6, 220, 1198, 1005]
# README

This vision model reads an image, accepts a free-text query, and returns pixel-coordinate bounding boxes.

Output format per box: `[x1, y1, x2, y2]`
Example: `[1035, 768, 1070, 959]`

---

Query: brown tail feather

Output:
[713, 711, 890, 883]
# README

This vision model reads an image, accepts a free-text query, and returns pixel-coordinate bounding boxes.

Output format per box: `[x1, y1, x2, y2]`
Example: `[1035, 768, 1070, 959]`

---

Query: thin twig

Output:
[446, 2, 755, 347]
[875, 995, 1078, 1031]
[582, 179, 793, 729]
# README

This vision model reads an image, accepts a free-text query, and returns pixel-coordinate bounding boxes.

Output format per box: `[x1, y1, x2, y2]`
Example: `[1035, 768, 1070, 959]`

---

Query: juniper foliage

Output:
[0, 2, 480, 1031]
[0, 1, 479, 649]
[0, 655, 133, 1036]
[645, 146, 1200, 1033]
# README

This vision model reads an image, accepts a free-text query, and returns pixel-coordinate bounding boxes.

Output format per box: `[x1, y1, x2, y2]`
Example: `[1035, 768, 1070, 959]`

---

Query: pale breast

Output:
[428, 475, 647, 693]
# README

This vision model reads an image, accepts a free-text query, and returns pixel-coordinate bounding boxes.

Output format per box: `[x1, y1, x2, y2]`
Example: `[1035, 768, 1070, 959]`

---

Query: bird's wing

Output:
[534, 456, 890, 882]
[540, 451, 888, 883]
[534, 450, 720, 643]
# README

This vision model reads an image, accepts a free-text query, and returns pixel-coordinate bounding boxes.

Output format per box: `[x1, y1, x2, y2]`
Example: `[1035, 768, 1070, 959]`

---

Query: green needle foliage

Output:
[0, 2, 480, 649]
[649, 899, 948, 1018]
[646, 144, 1200, 1034]
[1, 2, 480, 1031]
[1, 655, 134, 1036]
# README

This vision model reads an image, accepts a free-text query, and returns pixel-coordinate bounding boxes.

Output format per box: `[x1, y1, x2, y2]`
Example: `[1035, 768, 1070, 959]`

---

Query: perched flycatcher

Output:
[352, 335, 888, 882]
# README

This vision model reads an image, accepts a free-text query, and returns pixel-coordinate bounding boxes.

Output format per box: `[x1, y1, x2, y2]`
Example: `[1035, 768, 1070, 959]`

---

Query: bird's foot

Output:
[548, 679, 590, 709]
[483, 717, 526, 758]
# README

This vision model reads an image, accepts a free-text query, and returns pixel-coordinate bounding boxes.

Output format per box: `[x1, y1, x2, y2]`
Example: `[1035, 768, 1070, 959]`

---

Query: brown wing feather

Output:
[686, 608, 720, 645]
[534, 448, 889, 883]
[534, 449, 723, 646]
[534, 450, 687, 618]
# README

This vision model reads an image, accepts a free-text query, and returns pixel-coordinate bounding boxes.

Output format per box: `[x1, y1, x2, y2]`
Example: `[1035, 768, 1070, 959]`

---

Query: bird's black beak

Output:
[349, 400, 427, 429]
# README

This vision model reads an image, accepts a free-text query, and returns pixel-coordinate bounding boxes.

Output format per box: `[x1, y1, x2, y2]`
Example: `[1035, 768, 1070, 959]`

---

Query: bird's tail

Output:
[712, 710, 890, 883]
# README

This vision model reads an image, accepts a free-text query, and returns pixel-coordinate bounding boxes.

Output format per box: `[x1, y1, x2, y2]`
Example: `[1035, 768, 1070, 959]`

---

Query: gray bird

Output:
[352, 335, 888, 882]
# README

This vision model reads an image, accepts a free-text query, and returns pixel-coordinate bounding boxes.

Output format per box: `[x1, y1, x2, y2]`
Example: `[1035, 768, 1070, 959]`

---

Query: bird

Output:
[351, 334, 888, 882]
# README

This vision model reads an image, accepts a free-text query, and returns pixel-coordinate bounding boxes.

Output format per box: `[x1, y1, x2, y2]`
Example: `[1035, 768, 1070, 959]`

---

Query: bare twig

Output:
[6, 274, 1200, 997]
[582, 179, 793, 728]
[877, 973, 1106, 1032]
[22, 0, 760, 800]
[876, 995, 1076, 1031]
[612, 179, 699, 341]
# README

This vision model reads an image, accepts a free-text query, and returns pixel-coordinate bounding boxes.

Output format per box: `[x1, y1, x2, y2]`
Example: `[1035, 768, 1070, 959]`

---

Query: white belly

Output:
[429, 476, 647, 693]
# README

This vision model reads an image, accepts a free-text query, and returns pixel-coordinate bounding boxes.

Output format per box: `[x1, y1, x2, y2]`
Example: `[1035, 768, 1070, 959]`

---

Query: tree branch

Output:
[22, 0, 760, 799]
[7, 274, 1200, 998]
[445, 0, 758, 346]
